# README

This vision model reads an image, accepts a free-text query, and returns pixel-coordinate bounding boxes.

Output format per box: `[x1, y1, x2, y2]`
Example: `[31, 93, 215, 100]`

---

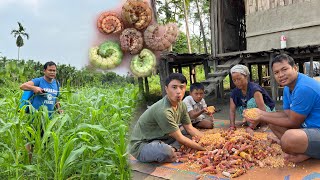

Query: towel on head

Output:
[230, 64, 250, 76]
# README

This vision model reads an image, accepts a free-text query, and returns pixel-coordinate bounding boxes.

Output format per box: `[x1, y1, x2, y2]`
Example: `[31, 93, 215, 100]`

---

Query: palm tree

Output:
[11, 22, 29, 60]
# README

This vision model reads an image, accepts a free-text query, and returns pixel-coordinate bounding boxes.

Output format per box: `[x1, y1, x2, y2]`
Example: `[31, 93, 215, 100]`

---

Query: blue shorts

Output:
[303, 128, 320, 159]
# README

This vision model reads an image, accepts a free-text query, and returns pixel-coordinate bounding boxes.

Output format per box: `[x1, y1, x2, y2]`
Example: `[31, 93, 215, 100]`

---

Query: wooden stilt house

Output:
[158, 0, 320, 100]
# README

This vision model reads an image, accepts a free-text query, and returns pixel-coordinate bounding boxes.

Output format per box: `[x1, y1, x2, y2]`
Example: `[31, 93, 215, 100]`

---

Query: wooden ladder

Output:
[202, 57, 242, 98]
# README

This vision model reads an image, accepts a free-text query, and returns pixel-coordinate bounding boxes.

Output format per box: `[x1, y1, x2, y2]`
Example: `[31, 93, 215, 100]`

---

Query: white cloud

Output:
[0, 0, 41, 14]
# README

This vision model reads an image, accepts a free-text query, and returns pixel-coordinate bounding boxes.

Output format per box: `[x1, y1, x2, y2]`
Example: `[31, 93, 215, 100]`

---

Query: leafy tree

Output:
[172, 32, 189, 53]
[194, 0, 208, 53]
[11, 22, 29, 60]
[153, 0, 211, 54]
[182, 0, 192, 53]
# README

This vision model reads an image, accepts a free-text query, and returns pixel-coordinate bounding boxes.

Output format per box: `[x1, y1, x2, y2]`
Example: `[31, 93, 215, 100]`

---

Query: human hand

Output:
[57, 109, 64, 114]
[32, 86, 45, 94]
[192, 135, 201, 142]
[170, 147, 182, 162]
[243, 108, 262, 124]
[202, 107, 208, 114]
[206, 106, 215, 115]
[204, 107, 215, 116]
[246, 126, 254, 135]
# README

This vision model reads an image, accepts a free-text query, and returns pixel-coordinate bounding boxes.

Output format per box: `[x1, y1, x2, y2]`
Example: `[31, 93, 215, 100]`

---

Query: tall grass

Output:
[0, 83, 140, 179]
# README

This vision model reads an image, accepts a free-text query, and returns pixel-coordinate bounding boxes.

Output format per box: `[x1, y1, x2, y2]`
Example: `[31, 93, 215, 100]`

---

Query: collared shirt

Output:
[183, 95, 207, 123]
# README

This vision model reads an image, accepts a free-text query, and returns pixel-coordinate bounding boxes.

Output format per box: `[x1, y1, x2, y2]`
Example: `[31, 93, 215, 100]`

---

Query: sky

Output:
[0, 0, 134, 74]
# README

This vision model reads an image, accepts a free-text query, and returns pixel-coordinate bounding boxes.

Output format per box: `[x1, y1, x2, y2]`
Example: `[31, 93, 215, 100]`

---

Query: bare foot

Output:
[284, 153, 310, 163]
[259, 124, 269, 132]
[267, 134, 280, 144]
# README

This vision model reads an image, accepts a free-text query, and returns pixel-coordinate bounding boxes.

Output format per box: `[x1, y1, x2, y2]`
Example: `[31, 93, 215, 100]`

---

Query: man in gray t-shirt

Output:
[130, 73, 205, 163]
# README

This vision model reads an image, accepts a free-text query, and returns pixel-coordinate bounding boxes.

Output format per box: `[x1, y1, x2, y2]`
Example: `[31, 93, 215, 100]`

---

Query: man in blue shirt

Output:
[244, 54, 320, 163]
[20, 61, 62, 162]
[20, 61, 62, 115]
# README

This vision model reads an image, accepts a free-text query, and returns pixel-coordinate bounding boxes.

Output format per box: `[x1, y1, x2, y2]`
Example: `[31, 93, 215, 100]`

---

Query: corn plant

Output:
[0, 81, 141, 179]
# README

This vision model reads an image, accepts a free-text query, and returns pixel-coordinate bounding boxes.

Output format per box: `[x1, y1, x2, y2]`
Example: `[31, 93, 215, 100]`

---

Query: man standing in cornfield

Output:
[20, 61, 62, 162]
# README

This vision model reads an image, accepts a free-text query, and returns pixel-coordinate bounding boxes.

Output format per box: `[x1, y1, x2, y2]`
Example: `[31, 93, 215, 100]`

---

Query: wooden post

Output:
[159, 58, 169, 96]
[309, 57, 314, 77]
[178, 64, 182, 73]
[258, 64, 263, 86]
[144, 77, 149, 96]
[203, 57, 210, 79]
[269, 53, 278, 101]
[189, 65, 196, 84]
[210, 0, 219, 84]
[138, 77, 144, 94]
[298, 61, 304, 73]
[168, 64, 174, 74]
[219, 81, 224, 98]
[210, 0, 218, 57]
[229, 73, 235, 89]
[248, 63, 253, 81]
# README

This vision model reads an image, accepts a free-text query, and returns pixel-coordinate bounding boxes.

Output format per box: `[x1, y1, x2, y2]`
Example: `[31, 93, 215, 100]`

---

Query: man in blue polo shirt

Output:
[244, 54, 320, 163]
[20, 61, 62, 116]
[20, 61, 62, 162]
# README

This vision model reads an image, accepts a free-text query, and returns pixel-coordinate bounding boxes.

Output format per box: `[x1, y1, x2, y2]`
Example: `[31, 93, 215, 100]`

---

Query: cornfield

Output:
[0, 58, 141, 179]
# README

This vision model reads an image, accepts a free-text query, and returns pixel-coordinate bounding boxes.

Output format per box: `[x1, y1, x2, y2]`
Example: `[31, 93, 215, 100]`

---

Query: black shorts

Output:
[302, 128, 320, 159]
